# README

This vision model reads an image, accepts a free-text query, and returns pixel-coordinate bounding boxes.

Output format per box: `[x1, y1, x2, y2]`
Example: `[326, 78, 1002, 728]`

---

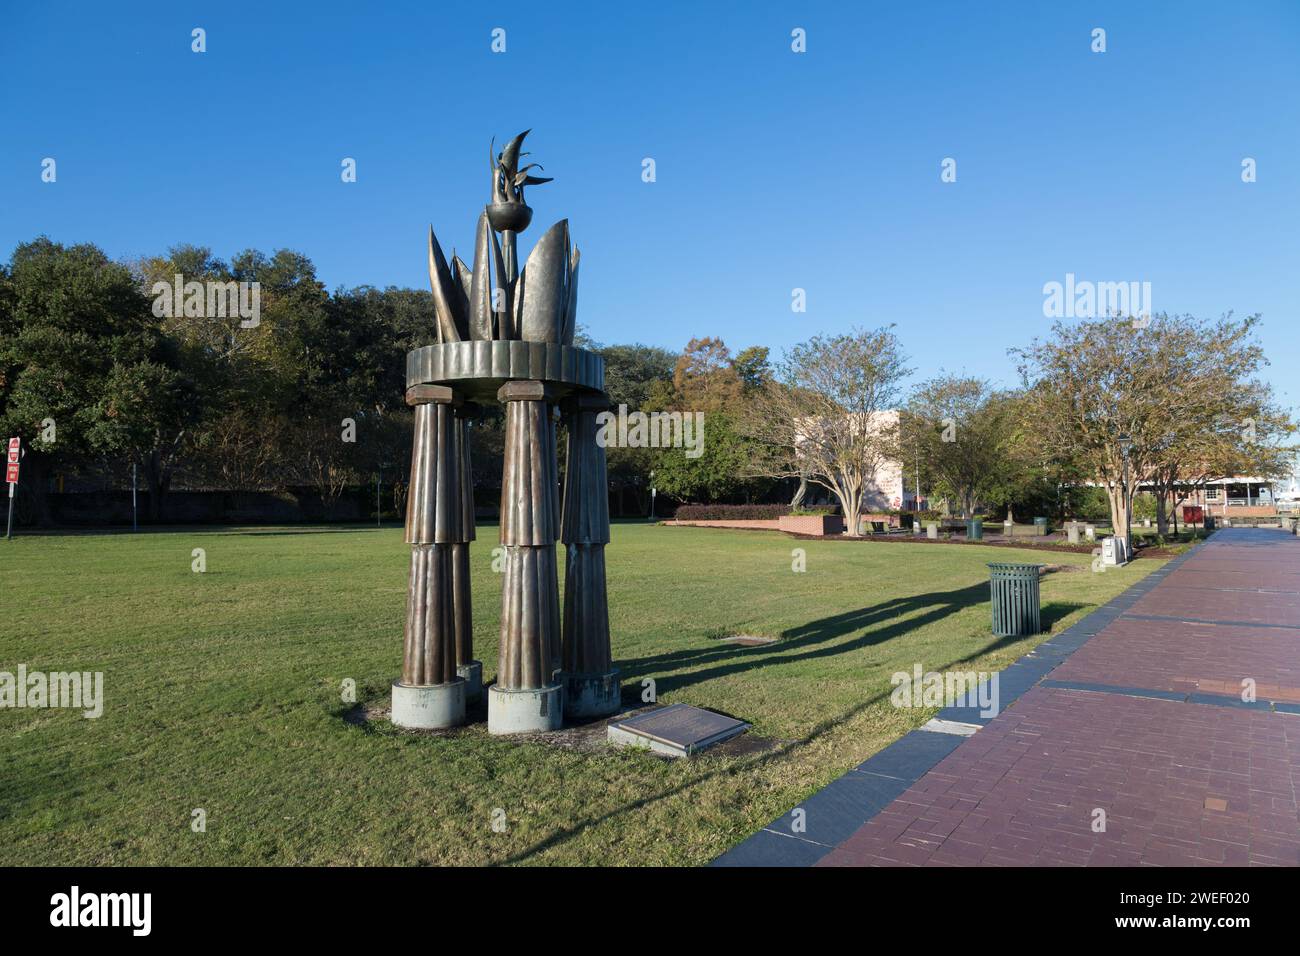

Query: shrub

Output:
[674, 504, 791, 521]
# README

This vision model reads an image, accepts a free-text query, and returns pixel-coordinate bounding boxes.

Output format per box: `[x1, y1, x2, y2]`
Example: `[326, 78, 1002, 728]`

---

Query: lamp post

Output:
[914, 445, 920, 510]
[1117, 433, 1134, 560]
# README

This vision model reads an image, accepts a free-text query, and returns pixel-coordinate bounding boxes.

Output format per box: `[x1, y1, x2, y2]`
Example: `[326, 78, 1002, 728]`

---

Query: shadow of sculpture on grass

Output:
[621, 580, 1085, 697]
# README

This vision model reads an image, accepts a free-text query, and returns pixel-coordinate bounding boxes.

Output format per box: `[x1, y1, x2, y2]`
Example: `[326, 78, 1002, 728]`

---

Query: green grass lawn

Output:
[0, 522, 1161, 866]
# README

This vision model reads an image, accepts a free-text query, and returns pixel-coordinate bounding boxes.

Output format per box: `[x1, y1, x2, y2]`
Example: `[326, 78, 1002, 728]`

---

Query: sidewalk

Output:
[714, 528, 1300, 866]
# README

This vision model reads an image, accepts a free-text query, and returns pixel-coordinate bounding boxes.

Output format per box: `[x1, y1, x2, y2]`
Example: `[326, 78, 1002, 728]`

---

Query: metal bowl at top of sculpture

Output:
[408, 129, 603, 403]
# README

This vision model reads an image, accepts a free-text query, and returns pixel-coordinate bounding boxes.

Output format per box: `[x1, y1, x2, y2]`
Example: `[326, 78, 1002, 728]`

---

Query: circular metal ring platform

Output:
[406, 340, 605, 402]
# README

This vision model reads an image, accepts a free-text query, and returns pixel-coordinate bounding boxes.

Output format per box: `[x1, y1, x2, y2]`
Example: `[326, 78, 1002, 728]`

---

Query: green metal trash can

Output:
[988, 563, 1043, 637]
[966, 517, 984, 540]
[1033, 516, 1048, 535]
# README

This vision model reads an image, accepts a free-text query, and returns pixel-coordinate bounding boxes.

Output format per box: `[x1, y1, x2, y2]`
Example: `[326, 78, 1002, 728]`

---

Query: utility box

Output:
[1101, 537, 1128, 566]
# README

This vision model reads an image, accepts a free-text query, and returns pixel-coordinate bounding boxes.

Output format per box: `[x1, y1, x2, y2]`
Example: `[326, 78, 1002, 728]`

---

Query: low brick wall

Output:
[667, 519, 782, 531]
[779, 514, 845, 536]
[666, 515, 847, 536]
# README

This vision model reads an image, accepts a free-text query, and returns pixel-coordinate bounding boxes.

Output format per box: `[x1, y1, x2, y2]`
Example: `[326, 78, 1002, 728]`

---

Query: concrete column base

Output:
[488, 683, 563, 735]
[457, 660, 483, 704]
[559, 668, 621, 719]
[391, 678, 466, 730]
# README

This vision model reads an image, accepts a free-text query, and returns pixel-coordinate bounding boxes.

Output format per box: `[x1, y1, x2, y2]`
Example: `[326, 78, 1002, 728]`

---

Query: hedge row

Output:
[674, 504, 795, 520]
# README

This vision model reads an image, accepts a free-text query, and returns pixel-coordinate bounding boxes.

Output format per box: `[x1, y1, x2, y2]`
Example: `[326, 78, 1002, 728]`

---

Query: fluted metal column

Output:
[489, 380, 563, 733]
[391, 384, 467, 729]
[451, 402, 482, 703]
[559, 391, 620, 717]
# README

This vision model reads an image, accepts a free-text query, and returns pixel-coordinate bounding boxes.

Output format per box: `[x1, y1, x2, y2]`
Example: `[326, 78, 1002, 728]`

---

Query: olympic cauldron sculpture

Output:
[391, 131, 619, 734]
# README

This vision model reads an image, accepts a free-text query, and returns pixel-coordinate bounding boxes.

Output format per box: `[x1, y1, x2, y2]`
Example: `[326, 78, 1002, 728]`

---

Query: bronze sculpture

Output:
[391, 132, 620, 733]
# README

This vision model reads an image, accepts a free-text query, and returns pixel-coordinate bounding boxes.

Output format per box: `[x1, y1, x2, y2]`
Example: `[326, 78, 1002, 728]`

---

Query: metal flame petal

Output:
[468, 212, 495, 340]
[452, 253, 473, 323]
[561, 247, 580, 345]
[519, 220, 569, 343]
[428, 225, 462, 343]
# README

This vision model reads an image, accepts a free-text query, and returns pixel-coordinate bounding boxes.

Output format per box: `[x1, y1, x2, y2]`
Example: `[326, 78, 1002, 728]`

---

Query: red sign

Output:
[4, 464, 16, 484]
[6, 437, 18, 484]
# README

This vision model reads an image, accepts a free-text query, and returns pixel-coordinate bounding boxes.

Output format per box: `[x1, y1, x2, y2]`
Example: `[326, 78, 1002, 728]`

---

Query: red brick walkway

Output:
[818, 529, 1300, 867]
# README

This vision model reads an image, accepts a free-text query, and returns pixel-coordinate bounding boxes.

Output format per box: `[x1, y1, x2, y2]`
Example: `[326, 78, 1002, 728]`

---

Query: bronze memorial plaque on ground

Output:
[607, 703, 749, 757]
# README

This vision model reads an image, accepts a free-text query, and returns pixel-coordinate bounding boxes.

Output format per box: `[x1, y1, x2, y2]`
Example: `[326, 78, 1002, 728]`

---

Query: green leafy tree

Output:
[0, 238, 194, 524]
[1014, 313, 1295, 545]
[900, 376, 1018, 517]
[651, 412, 769, 503]
[595, 343, 676, 513]
[740, 327, 910, 535]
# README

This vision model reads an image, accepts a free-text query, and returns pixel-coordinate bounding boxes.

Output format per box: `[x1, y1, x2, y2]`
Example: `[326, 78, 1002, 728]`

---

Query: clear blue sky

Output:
[3, 1, 1298, 406]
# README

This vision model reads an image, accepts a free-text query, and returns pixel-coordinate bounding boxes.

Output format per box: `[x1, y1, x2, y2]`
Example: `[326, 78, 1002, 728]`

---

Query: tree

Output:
[1131, 314, 1293, 532]
[732, 345, 772, 393]
[740, 327, 910, 536]
[1012, 313, 1295, 549]
[1014, 318, 1156, 550]
[673, 337, 742, 412]
[0, 238, 193, 524]
[89, 353, 198, 520]
[900, 375, 1018, 517]
[595, 343, 676, 513]
[651, 412, 764, 502]
[654, 339, 774, 506]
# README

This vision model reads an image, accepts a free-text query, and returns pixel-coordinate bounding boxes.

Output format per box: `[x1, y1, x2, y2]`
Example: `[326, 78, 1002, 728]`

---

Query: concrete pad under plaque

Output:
[488, 683, 563, 734]
[457, 660, 483, 704]
[608, 703, 748, 757]
[391, 678, 466, 729]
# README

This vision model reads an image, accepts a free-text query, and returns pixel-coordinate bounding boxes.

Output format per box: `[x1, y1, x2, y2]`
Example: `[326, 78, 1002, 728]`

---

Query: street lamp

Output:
[1117, 433, 1133, 559]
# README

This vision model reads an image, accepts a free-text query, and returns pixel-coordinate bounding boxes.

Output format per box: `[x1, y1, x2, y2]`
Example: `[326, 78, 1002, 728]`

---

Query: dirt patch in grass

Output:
[1042, 563, 1087, 574]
